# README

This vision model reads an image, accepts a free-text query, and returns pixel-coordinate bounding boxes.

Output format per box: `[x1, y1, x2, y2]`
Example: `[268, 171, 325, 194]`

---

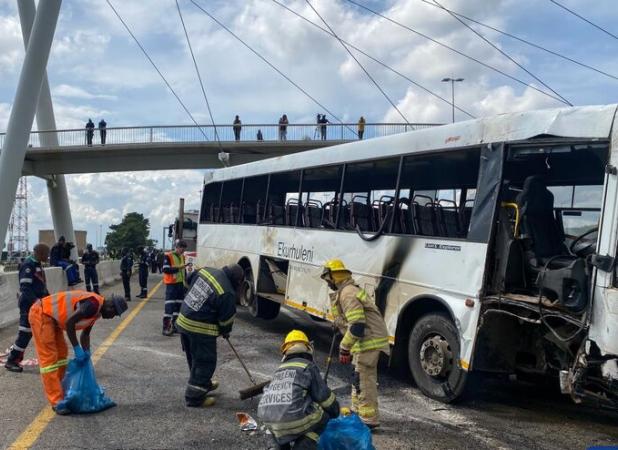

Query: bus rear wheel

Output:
[408, 313, 468, 403]
[240, 265, 280, 320]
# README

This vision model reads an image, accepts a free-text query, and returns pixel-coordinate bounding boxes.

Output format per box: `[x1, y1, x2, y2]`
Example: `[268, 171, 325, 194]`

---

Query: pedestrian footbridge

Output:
[0, 123, 440, 176]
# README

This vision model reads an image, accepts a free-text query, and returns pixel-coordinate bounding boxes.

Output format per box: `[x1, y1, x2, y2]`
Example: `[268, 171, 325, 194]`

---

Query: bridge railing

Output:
[0, 123, 442, 149]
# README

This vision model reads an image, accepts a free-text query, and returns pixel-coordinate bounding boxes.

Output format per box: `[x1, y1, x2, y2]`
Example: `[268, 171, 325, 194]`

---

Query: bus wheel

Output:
[240, 267, 255, 308]
[408, 313, 468, 403]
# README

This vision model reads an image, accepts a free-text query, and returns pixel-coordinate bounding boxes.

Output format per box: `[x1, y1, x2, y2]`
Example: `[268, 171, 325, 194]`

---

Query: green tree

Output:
[105, 212, 154, 257]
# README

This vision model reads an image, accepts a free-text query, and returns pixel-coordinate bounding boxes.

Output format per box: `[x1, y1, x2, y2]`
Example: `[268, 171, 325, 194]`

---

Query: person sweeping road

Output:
[320, 259, 390, 429]
[258, 330, 340, 449]
[28, 290, 127, 415]
[176, 264, 245, 407]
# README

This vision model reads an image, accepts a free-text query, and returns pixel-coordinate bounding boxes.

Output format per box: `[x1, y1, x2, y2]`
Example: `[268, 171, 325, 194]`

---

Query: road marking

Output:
[8, 281, 162, 450]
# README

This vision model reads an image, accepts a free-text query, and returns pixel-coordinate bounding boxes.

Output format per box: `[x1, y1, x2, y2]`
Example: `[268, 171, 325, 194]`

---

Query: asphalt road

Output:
[1, 275, 618, 449]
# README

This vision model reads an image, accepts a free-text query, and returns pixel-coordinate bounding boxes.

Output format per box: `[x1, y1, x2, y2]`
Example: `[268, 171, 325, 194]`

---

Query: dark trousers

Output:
[233, 128, 241, 141]
[138, 266, 148, 295]
[86, 131, 93, 146]
[84, 266, 99, 294]
[274, 419, 327, 450]
[56, 261, 79, 284]
[358, 130, 364, 139]
[180, 332, 217, 406]
[121, 271, 131, 299]
[7, 298, 34, 363]
[164, 283, 184, 326]
[320, 126, 326, 140]
[100, 130, 106, 145]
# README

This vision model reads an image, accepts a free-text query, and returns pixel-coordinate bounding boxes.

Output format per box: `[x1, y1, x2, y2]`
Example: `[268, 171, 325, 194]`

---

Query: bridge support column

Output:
[0, 0, 61, 253]
[17, 0, 77, 258]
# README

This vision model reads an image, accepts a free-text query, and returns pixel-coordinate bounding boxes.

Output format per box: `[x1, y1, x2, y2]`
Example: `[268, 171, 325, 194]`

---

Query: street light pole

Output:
[441, 77, 464, 123]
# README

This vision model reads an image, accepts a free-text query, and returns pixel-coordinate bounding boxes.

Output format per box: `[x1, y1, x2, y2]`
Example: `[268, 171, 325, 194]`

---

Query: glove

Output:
[221, 332, 230, 340]
[73, 345, 89, 363]
[339, 347, 351, 365]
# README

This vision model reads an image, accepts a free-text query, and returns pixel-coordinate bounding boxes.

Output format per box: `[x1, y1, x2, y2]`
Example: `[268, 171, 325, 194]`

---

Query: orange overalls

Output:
[29, 291, 104, 406]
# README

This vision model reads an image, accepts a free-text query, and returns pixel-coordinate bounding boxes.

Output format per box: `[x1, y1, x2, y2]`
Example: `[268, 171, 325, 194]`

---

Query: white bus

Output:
[197, 104, 618, 407]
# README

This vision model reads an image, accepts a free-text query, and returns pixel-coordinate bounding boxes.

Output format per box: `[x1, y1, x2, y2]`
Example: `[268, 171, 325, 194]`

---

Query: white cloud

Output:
[53, 84, 118, 101]
[0, 14, 22, 74]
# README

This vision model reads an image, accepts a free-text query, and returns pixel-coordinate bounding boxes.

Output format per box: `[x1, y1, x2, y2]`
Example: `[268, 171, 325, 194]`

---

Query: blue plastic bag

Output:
[319, 414, 375, 450]
[56, 357, 116, 414]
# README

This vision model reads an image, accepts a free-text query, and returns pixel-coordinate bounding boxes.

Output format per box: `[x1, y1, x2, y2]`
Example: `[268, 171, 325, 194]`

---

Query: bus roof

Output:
[209, 104, 618, 183]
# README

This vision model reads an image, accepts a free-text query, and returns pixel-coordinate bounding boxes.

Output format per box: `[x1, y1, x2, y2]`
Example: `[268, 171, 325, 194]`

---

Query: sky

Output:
[0, 0, 617, 249]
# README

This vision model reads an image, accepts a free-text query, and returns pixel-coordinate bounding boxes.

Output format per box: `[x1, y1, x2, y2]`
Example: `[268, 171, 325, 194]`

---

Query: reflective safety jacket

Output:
[41, 290, 104, 330]
[176, 268, 236, 337]
[331, 279, 390, 355]
[257, 354, 339, 445]
[19, 256, 49, 305]
[162, 252, 185, 285]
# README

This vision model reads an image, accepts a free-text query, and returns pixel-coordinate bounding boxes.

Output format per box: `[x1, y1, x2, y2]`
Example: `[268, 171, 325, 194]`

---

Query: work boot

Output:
[162, 325, 174, 337]
[125, 296, 132, 303]
[202, 397, 216, 407]
[4, 360, 23, 373]
[172, 319, 179, 334]
[208, 380, 219, 393]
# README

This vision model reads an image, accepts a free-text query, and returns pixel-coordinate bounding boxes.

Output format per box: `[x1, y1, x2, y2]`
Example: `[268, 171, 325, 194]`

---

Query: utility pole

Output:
[0, 0, 62, 255]
[441, 77, 464, 123]
[7, 177, 29, 260]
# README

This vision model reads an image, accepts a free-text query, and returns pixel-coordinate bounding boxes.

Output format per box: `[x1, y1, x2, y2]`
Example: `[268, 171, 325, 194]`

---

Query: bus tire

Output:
[240, 266, 256, 308]
[408, 312, 468, 403]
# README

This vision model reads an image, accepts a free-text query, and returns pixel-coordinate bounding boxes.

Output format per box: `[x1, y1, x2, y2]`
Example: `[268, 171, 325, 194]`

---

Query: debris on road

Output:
[236, 412, 258, 431]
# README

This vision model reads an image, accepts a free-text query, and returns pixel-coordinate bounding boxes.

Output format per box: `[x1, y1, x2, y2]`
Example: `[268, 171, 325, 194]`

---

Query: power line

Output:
[432, 0, 572, 106]
[419, 0, 618, 82]
[549, 0, 618, 41]
[190, 0, 356, 135]
[343, 0, 568, 105]
[270, 0, 475, 119]
[106, 0, 209, 139]
[304, 0, 409, 124]
[175, 0, 223, 151]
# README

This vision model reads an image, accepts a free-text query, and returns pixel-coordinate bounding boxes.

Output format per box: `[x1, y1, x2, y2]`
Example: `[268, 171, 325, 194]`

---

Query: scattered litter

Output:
[0, 348, 38, 367]
[236, 412, 258, 431]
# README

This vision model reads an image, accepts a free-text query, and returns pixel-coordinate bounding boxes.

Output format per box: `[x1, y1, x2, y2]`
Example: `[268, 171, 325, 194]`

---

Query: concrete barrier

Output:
[0, 260, 121, 330]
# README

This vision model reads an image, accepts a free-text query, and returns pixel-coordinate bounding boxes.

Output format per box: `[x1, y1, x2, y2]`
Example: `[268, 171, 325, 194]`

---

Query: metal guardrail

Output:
[0, 123, 442, 149]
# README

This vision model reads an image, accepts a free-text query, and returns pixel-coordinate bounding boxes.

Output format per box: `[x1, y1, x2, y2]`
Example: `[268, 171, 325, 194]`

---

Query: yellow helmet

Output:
[320, 259, 350, 279]
[281, 329, 310, 354]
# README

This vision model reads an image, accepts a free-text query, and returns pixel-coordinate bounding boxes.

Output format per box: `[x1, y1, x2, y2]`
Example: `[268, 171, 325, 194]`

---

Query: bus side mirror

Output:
[591, 254, 615, 272]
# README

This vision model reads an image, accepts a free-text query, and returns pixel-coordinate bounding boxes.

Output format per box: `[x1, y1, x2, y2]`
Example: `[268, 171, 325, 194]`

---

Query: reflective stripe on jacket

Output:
[41, 290, 104, 330]
[162, 252, 185, 285]
[176, 268, 236, 336]
[257, 355, 339, 445]
[331, 280, 390, 355]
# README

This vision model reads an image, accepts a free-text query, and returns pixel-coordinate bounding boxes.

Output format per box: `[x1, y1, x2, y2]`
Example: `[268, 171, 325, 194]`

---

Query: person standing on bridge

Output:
[233, 115, 242, 141]
[320, 259, 390, 429]
[162, 239, 187, 336]
[5, 244, 50, 373]
[137, 246, 149, 299]
[99, 118, 107, 145]
[82, 243, 100, 294]
[28, 290, 127, 414]
[176, 264, 244, 407]
[358, 116, 366, 140]
[279, 114, 289, 141]
[257, 129, 263, 141]
[85, 118, 95, 146]
[319, 114, 329, 140]
[120, 248, 133, 302]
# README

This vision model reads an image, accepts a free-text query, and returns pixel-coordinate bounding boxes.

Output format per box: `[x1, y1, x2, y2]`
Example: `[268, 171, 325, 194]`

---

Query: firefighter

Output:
[258, 330, 340, 449]
[162, 240, 187, 336]
[82, 243, 100, 294]
[28, 290, 127, 414]
[137, 246, 149, 298]
[120, 248, 133, 302]
[5, 244, 50, 373]
[176, 264, 243, 407]
[320, 259, 389, 428]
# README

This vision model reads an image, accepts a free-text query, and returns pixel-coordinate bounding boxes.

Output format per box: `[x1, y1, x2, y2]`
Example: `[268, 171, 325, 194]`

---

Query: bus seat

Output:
[242, 202, 257, 224]
[230, 204, 240, 224]
[437, 200, 461, 238]
[351, 196, 373, 231]
[305, 200, 323, 228]
[412, 195, 437, 236]
[222, 205, 232, 223]
[285, 199, 303, 226]
[397, 198, 412, 234]
[267, 202, 285, 225]
[516, 175, 587, 312]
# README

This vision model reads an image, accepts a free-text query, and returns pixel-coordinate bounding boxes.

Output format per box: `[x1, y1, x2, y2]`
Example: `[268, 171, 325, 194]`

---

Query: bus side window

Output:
[200, 182, 222, 224]
[268, 171, 301, 226]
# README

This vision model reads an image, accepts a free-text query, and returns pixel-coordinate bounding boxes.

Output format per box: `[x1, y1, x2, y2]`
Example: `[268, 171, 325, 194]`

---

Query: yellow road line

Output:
[8, 281, 162, 450]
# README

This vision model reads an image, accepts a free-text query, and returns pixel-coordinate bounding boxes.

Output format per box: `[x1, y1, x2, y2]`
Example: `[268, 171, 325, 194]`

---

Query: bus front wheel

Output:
[408, 312, 468, 403]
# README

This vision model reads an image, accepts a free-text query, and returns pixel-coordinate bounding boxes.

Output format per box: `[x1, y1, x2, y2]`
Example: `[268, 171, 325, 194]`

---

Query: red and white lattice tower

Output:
[7, 177, 29, 260]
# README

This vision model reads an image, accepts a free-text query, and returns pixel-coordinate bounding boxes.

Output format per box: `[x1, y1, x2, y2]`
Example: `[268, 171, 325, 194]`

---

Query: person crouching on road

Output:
[176, 264, 244, 407]
[320, 259, 390, 429]
[162, 239, 187, 336]
[29, 290, 127, 415]
[258, 330, 340, 449]
[5, 244, 50, 373]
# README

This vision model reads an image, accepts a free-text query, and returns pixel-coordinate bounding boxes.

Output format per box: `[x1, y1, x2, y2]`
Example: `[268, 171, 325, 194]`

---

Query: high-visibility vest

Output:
[41, 290, 104, 330]
[163, 252, 185, 285]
